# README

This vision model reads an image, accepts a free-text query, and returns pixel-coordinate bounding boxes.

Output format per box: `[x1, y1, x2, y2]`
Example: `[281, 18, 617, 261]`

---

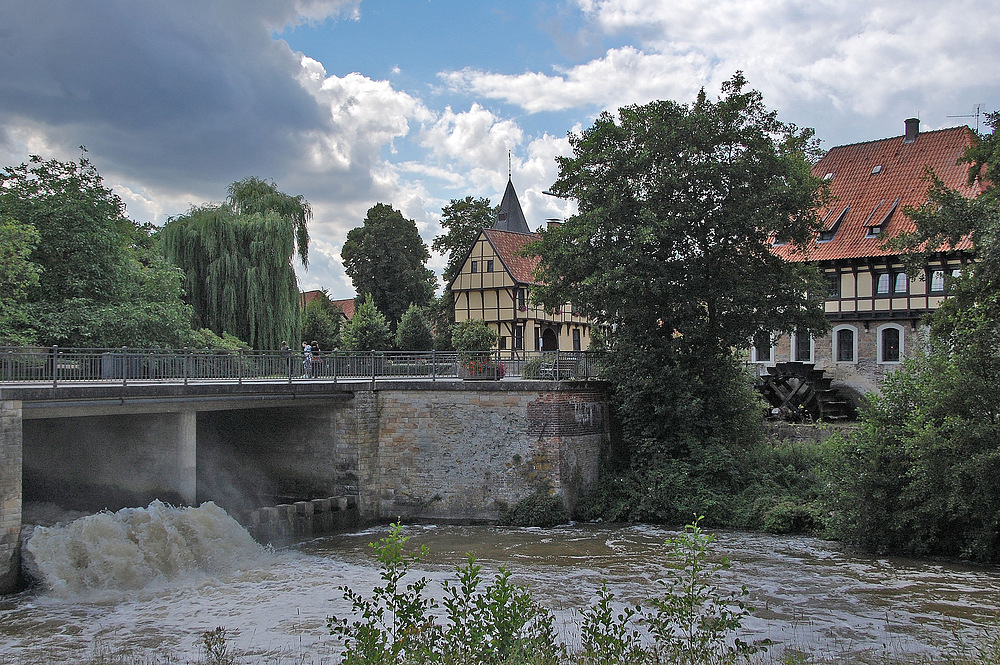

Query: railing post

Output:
[237, 348, 243, 384]
[121, 346, 128, 387]
[431, 349, 436, 382]
[555, 349, 561, 381]
[183, 347, 189, 385]
[332, 349, 338, 384]
[51, 345, 58, 388]
[370, 349, 376, 390]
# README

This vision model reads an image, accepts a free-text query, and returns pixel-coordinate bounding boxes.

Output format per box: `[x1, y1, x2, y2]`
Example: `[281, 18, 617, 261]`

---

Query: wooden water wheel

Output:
[756, 362, 854, 422]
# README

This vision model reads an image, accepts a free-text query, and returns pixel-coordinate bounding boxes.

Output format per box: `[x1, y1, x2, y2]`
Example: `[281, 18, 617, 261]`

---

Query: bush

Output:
[500, 489, 569, 527]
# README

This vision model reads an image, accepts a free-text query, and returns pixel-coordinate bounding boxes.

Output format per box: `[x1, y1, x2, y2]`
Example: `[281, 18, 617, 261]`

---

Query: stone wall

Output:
[360, 384, 607, 521]
[0, 401, 22, 595]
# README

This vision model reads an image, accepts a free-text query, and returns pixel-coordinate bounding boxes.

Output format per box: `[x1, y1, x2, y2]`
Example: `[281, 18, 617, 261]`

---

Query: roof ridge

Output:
[821, 124, 972, 152]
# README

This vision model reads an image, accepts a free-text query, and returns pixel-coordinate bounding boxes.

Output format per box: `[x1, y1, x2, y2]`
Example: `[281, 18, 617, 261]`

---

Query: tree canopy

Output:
[0, 155, 194, 347]
[532, 73, 829, 356]
[535, 75, 830, 525]
[161, 177, 310, 349]
[342, 294, 393, 351]
[341, 203, 436, 328]
[396, 303, 434, 351]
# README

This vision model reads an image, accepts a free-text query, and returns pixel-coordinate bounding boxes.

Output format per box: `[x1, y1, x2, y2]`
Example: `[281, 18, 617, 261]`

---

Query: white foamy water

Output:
[22, 500, 268, 595]
[2, 516, 1000, 664]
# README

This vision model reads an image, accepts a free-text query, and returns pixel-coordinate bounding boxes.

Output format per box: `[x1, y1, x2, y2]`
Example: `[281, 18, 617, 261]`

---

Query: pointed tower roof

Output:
[493, 178, 531, 234]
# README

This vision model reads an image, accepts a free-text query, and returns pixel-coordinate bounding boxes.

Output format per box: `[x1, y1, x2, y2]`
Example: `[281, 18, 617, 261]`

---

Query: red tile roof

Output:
[484, 228, 542, 284]
[775, 125, 983, 262]
[330, 298, 355, 320]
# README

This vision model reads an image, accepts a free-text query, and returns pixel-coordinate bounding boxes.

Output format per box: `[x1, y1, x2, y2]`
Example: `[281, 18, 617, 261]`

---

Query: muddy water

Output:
[1, 509, 998, 664]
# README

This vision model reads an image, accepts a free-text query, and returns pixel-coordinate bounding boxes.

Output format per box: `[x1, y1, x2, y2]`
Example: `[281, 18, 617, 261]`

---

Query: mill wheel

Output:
[756, 362, 854, 422]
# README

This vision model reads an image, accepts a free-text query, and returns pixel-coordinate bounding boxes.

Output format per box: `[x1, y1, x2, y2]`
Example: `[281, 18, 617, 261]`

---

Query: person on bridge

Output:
[311, 341, 321, 377]
[280, 341, 291, 376]
[301, 341, 312, 378]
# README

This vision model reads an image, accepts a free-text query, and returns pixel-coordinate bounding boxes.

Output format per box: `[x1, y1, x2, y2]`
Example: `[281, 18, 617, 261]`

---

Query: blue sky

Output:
[2, 0, 999, 300]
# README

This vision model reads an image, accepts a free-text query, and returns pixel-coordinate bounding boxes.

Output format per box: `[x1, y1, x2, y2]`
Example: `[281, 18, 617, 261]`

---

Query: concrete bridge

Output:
[0, 378, 610, 593]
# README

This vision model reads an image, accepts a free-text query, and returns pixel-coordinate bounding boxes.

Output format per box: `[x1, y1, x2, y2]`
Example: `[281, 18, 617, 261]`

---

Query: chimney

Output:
[903, 117, 919, 144]
[546, 219, 562, 230]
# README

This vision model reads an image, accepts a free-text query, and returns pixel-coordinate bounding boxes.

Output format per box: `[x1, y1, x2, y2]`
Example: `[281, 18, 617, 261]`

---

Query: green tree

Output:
[342, 294, 393, 351]
[451, 318, 497, 353]
[433, 196, 496, 285]
[396, 303, 433, 351]
[302, 290, 343, 350]
[533, 74, 829, 524]
[161, 177, 311, 349]
[0, 215, 41, 344]
[0, 155, 194, 347]
[341, 203, 436, 330]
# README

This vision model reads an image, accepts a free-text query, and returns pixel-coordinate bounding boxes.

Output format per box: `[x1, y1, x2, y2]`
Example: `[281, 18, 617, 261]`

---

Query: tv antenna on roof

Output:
[948, 104, 983, 133]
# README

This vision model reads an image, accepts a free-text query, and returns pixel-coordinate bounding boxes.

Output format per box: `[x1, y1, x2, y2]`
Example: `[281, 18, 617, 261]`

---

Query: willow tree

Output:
[161, 177, 311, 349]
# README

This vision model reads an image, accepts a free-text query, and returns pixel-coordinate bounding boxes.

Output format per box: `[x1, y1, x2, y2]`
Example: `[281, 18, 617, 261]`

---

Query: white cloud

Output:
[417, 103, 524, 168]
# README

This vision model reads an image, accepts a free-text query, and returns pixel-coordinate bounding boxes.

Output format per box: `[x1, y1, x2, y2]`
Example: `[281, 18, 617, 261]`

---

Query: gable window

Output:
[486, 259, 494, 272]
[878, 324, 903, 363]
[834, 325, 857, 362]
[517, 288, 526, 310]
[471, 260, 478, 273]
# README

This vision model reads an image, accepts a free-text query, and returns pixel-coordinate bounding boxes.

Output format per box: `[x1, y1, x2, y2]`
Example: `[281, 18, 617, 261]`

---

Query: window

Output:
[499, 336, 507, 350]
[930, 268, 961, 293]
[471, 260, 478, 273]
[818, 206, 848, 242]
[876, 272, 890, 294]
[834, 326, 856, 362]
[827, 273, 841, 298]
[513, 325, 523, 350]
[517, 288, 526, 310]
[752, 331, 773, 363]
[893, 272, 908, 294]
[878, 271, 907, 295]
[878, 324, 903, 363]
[573, 328, 581, 351]
[486, 259, 494, 272]
[793, 329, 812, 362]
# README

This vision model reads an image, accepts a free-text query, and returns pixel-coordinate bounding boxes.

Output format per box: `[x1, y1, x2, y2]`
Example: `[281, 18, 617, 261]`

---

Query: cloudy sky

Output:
[2, 0, 998, 300]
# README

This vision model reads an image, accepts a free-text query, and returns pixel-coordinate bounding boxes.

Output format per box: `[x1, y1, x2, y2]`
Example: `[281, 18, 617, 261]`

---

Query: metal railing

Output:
[0, 347, 605, 387]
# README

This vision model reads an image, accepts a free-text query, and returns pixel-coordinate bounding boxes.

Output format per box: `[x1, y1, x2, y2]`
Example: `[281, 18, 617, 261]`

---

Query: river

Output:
[1, 502, 998, 664]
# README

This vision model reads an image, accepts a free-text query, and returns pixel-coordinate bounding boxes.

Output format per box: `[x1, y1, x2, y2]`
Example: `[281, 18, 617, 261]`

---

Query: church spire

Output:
[493, 177, 531, 234]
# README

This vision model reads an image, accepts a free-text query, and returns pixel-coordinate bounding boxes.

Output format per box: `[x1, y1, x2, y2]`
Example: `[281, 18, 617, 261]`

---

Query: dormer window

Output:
[864, 197, 899, 238]
[871, 165, 883, 175]
[818, 205, 849, 242]
[823, 172, 835, 181]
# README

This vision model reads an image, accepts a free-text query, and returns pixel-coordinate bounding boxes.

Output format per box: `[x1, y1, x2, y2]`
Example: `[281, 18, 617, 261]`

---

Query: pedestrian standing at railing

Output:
[301, 341, 312, 378]
[311, 341, 321, 377]
[280, 341, 291, 376]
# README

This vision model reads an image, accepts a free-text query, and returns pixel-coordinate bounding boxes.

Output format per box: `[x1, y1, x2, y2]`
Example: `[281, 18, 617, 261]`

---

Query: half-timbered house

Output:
[449, 179, 596, 353]
[765, 118, 984, 398]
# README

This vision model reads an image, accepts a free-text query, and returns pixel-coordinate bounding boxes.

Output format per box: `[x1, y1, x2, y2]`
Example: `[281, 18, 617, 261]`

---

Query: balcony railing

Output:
[0, 347, 605, 387]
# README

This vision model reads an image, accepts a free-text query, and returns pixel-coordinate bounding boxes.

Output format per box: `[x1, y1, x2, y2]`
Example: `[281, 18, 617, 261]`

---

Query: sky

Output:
[2, 0, 998, 301]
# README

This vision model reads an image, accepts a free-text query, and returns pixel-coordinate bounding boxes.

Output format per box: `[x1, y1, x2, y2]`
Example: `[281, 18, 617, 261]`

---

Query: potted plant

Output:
[451, 320, 499, 380]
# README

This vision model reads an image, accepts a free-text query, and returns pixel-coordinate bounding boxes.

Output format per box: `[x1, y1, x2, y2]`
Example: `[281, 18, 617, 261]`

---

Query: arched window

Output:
[878, 324, 904, 363]
[833, 325, 857, 363]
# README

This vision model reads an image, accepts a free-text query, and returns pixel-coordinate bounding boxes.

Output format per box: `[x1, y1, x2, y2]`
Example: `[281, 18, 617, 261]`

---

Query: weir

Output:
[0, 380, 609, 594]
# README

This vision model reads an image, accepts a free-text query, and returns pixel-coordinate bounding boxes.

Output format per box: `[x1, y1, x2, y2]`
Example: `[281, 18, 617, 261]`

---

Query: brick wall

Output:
[0, 401, 22, 594]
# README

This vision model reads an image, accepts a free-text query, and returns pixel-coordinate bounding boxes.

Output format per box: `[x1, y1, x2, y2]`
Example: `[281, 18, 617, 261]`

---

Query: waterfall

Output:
[22, 500, 269, 594]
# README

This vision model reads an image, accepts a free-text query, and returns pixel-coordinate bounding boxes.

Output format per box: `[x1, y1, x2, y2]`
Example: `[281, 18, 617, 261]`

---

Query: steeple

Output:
[493, 178, 531, 234]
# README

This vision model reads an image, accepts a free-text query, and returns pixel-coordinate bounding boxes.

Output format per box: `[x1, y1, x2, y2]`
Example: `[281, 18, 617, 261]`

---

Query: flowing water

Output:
[1, 503, 999, 664]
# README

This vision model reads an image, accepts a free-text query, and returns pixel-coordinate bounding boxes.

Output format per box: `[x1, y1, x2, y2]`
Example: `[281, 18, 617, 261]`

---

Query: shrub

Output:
[500, 489, 569, 527]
